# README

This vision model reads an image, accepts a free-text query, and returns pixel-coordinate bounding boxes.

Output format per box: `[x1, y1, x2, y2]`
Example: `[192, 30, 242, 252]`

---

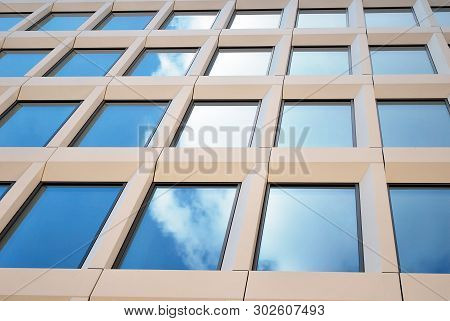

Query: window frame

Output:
[0, 100, 81, 147]
[363, 7, 419, 28]
[0, 182, 125, 269]
[124, 47, 199, 76]
[296, 8, 349, 28]
[171, 100, 262, 148]
[160, 10, 220, 30]
[27, 12, 94, 31]
[226, 9, 283, 29]
[113, 183, 241, 270]
[376, 99, 450, 147]
[205, 47, 275, 76]
[93, 11, 157, 30]
[69, 100, 169, 147]
[253, 183, 365, 272]
[274, 100, 357, 148]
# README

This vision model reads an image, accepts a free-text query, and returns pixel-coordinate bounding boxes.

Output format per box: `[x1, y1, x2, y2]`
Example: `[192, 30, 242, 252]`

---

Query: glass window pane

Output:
[95, 12, 155, 30]
[229, 10, 281, 29]
[297, 9, 348, 28]
[207, 49, 272, 76]
[364, 8, 418, 28]
[29, 13, 92, 31]
[378, 101, 450, 147]
[73, 102, 167, 147]
[0, 184, 10, 200]
[278, 102, 354, 147]
[432, 7, 450, 27]
[0, 102, 78, 147]
[0, 50, 49, 77]
[162, 11, 217, 30]
[257, 186, 361, 272]
[126, 49, 197, 76]
[118, 185, 238, 270]
[176, 102, 259, 147]
[370, 47, 435, 74]
[0, 185, 123, 268]
[289, 48, 350, 75]
[47, 49, 123, 77]
[0, 13, 27, 31]
[389, 187, 450, 274]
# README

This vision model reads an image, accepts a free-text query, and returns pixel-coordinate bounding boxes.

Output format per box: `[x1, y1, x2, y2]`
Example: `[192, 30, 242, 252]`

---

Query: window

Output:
[175, 102, 259, 147]
[0, 184, 123, 268]
[0, 102, 78, 147]
[161, 11, 218, 30]
[378, 101, 450, 147]
[0, 13, 28, 31]
[46, 49, 124, 77]
[289, 47, 350, 75]
[94, 11, 155, 30]
[364, 8, 418, 28]
[370, 46, 436, 74]
[389, 186, 450, 274]
[0, 50, 50, 77]
[207, 48, 273, 76]
[28, 12, 92, 31]
[126, 48, 197, 76]
[72, 102, 167, 147]
[277, 101, 354, 147]
[297, 9, 348, 28]
[116, 185, 239, 270]
[228, 10, 282, 29]
[255, 186, 362, 272]
[0, 184, 10, 200]
[432, 7, 450, 27]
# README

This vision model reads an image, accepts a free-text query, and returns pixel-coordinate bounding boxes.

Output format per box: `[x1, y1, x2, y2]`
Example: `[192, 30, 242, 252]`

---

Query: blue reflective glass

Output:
[370, 47, 435, 74]
[0, 184, 10, 200]
[389, 187, 450, 274]
[118, 185, 238, 270]
[95, 12, 155, 30]
[257, 186, 361, 272]
[0, 185, 122, 268]
[229, 10, 281, 29]
[29, 13, 92, 31]
[73, 102, 166, 147]
[126, 49, 197, 76]
[0, 50, 49, 77]
[297, 9, 348, 28]
[162, 11, 217, 30]
[47, 49, 123, 77]
[278, 102, 354, 147]
[0, 102, 78, 147]
[0, 13, 26, 31]
[432, 7, 450, 27]
[378, 101, 450, 147]
[289, 48, 350, 75]
[365, 8, 418, 28]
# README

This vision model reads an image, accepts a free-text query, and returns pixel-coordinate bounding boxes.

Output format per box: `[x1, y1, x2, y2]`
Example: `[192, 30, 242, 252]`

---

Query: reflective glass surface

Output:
[118, 185, 238, 270]
[207, 49, 272, 76]
[126, 49, 197, 76]
[162, 11, 217, 30]
[95, 12, 155, 30]
[0, 50, 49, 77]
[0, 185, 122, 268]
[365, 8, 418, 28]
[29, 13, 92, 31]
[0, 102, 78, 147]
[47, 49, 123, 77]
[370, 47, 435, 74]
[0, 13, 26, 31]
[278, 102, 354, 147]
[432, 7, 450, 27]
[229, 10, 281, 29]
[297, 9, 348, 28]
[289, 48, 350, 75]
[0, 184, 10, 200]
[389, 187, 450, 273]
[378, 101, 450, 147]
[257, 186, 361, 272]
[73, 102, 167, 147]
[176, 102, 259, 147]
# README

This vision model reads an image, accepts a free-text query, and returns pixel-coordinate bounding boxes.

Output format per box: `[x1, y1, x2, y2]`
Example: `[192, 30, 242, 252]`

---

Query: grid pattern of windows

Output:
[0, 0, 449, 301]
